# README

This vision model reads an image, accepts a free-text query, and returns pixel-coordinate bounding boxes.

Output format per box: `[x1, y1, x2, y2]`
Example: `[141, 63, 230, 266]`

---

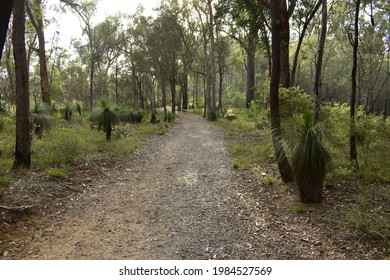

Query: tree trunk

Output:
[218, 60, 224, 114]
[90, 60, 95, 110]
[195, 73, 199, 108]
[203, 29, 210, 119]
[291, 0, 322, 87]
[13, 0, 31, 169]
[313, 0, 327, 124]
[208, 0, 217, 120]
[161, 73, 167, 121]
[115, 60, 119, 103]
[178, 86, 182, 112]
[5, 36, 15, 104]
[279, 0, 291, 88]
[350, 0, 360, 166]
[26, 0, 51, 107]
[0, 0, 14, 63]
[270, 0, 293, 183]
[170, 76, 176, 114]
[246, 35, 256, 109]
[106, 126, 112, 141]
[182, 69, 189, 111]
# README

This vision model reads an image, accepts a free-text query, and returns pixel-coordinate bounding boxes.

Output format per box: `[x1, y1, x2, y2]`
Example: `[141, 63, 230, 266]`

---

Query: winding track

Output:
[7, 113, 260, 259]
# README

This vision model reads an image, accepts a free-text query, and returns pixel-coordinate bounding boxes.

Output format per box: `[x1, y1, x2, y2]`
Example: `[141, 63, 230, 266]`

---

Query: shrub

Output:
[30, 101, 53, 139]
[132, 110, 144, 124]
[90, 100, 119, 140]
[291, 109, 330, 203]
[279, 87, 314, 119]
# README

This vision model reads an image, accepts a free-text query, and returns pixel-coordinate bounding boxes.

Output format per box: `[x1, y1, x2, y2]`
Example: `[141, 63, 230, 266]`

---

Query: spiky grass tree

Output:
[292, 109, 330, 203]
[91, 100, 119, 141]
[62, 102, 73, 122]
[30, 100, 52, 139]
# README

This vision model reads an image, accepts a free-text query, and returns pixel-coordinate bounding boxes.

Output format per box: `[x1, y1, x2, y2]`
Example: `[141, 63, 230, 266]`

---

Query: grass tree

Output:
[91, 100, 119, 141]
[292, 109, 330, 203]
[30, 100, 52, 139]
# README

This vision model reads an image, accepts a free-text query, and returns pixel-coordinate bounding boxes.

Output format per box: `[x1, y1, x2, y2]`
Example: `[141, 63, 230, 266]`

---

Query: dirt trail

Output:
[1, 113, 260, 259]
[2, 113, 382, 260]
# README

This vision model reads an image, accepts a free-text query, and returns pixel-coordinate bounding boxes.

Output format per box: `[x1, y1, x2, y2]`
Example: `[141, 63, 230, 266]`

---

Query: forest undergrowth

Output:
[211, 101, 390, 257]
[0, 110, 168, 196]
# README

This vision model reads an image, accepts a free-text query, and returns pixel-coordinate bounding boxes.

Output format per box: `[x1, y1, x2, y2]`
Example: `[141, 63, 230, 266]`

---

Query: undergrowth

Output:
[0, 111, 169, 187]
[216, 95, 390, 250]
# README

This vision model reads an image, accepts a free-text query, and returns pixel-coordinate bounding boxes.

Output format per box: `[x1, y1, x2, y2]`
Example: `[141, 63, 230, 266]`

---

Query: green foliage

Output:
[0, 175, 12, 190]
[90, 100, 119, 140]
[30, 101, 53, 138]
[228, 140, 273, 170]
[130, 109, 144, 124]
[260, 174, 275, 186]
[166, 112, 174, 123]
[320, 103, 390, 183]
[62, 102, 74, 122]
[46, 168, 67, 179]
[0, 115, 4, 132]
[34, 128, 84, 169]
[0, 116, 16, 185]
[294, 204, 306, 214]
[279, 87, 314, 119]
[207, 110, 218, 121]
[291, 109, 330, 203]
[346, 188, 390, 245]
[278, 184, 289, 194]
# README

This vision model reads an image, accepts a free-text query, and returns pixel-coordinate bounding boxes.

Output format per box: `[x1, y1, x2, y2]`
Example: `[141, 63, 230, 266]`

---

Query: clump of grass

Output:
[261, 175, 275, 186]
[0, 175, 12, 190]
[0, 116, 4, 132]
[46, 168, 67, 179]
[232, 161, 243, 169]
[278, 184, 289, 194]
[228, 140, 272, 170]
[294, 204, 306, 214]
[33, 128, 84, 169]
[346, 194, 390, 244]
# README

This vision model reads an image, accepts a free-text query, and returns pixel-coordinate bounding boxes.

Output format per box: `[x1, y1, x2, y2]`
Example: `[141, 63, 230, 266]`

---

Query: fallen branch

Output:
[0, 205, 33, 212]
[88, 159, 110, 179]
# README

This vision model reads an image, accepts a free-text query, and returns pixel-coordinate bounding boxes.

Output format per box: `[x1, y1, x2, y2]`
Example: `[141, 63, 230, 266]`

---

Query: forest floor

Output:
[0, 112, 388, 260]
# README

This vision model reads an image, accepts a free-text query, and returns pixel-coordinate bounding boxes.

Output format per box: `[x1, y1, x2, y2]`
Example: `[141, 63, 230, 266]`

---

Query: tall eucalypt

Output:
[292, 109, 330, 203]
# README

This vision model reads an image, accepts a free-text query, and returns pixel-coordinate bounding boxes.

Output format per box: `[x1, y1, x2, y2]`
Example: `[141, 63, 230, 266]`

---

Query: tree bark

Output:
[90, 59, 94, 110]
[218, 58, 224, 114]
[0, 0, 14, 63]
[161, 72, 167, 121]
[279, 0, 291, 88]
[246, 35, 256, 109]
[26, 0, 51, 107]
[170, 74, 176, 114]
[291, 0, 322, 87]
[350, 0, 360, 166]
[208, 0, 217, 120]
[13, 0, 31, 169]
[313, 0, 327, 124]
[5, 35, 15, 104]
[182, 69, 189, 110]
[270, 0, 293, 183]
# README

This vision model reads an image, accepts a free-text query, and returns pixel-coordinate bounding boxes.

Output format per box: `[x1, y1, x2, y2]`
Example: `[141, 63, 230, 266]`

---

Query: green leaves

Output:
[90, 100, 119, 140]
[30, 101, 53, 138]
[291, 109, 331, 203]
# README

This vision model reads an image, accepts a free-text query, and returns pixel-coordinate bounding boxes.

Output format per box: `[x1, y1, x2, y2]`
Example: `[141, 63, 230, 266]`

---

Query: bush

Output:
[279, 87, 314, 119]
[132, 110, 144, 124]
[34, 128, 83, 169]
[291, 109, 330, 203]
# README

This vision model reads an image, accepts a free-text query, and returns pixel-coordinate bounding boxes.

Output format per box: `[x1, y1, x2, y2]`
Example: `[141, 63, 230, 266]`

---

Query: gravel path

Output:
[1, 113, 260, 259]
